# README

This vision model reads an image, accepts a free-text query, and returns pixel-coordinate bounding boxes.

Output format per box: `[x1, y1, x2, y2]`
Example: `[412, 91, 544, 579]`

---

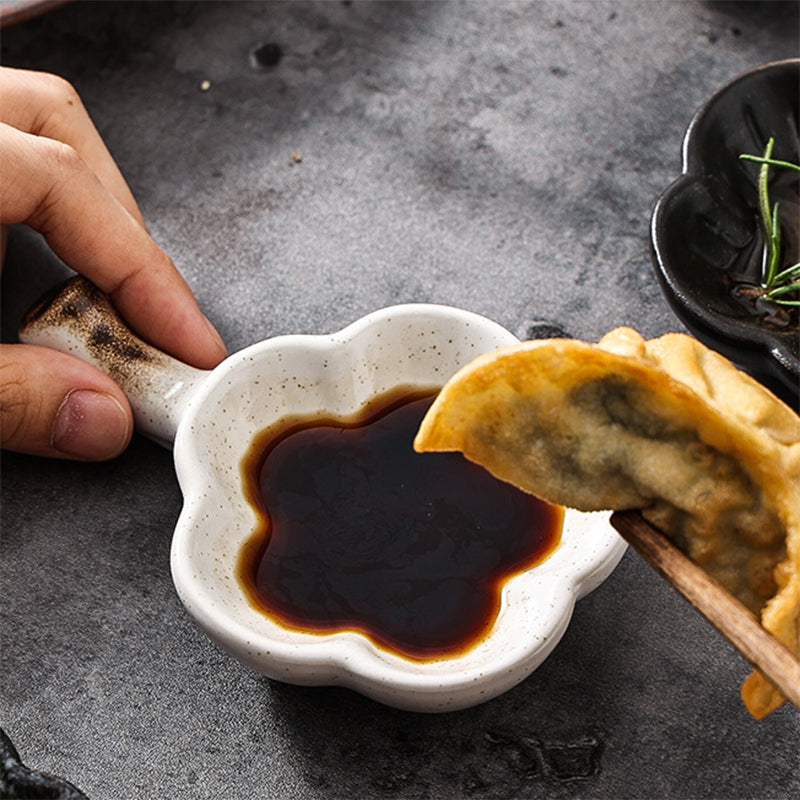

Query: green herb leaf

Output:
[766, 200, 781, 286]
[739, 137, 800, 305]
[739, 154, 800, 172]
[769, 262, 800, 286]
[763, 280, 800, 306]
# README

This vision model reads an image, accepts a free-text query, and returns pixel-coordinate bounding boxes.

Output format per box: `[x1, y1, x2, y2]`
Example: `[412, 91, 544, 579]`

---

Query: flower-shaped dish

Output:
[170, 305, 626, 712]
[650, 59, 799, 408]
[20, 279, 627, 713]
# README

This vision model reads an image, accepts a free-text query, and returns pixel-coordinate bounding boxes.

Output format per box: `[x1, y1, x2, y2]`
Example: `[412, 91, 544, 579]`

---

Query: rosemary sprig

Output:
[763, 264, 800, 306]
[738, 138, 800, 306]
[739, 154, 800, 172]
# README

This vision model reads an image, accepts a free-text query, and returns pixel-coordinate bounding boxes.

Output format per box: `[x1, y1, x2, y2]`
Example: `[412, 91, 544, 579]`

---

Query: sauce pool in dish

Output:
[238, 391, 563, 661]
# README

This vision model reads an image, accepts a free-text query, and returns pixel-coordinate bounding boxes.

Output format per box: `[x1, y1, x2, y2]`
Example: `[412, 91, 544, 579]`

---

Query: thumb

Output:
[1, 343, 133, 460]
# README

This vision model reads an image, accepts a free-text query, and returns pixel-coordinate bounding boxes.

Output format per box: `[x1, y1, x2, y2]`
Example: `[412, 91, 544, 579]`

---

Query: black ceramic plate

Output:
[651, 59, 799, 409]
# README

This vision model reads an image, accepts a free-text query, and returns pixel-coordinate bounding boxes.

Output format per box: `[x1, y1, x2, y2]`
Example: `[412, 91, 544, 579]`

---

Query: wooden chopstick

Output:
[610, 509, 800, 711]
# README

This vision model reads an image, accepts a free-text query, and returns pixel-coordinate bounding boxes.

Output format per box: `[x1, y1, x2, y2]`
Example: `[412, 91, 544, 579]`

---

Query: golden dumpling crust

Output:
[414, 328, 800, 719]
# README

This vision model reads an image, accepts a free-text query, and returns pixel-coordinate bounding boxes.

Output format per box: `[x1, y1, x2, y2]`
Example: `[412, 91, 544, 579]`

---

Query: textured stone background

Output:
[1, 2, 798, 798]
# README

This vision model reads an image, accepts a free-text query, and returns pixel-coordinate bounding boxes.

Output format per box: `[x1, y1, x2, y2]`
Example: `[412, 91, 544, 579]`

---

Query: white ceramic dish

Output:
[20, 278, 626, 712]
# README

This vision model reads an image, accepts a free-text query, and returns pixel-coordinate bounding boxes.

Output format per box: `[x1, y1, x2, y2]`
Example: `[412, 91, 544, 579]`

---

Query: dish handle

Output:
[18, 276, 211, 449]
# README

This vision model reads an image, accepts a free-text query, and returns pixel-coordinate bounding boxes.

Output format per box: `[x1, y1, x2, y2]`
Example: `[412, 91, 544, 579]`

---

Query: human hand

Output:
[0, 67, 227, 460]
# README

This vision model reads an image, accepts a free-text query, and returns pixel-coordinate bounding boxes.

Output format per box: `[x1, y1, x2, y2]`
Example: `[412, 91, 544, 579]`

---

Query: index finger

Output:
[0, 66, 145, 227]
[1, 122, 226, 370]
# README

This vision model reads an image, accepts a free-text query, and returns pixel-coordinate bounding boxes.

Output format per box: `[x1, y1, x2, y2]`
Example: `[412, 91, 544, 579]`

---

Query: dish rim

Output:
[169, 303, 627, 711]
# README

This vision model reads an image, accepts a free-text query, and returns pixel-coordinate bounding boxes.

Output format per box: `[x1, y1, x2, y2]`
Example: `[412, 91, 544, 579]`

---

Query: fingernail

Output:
[51, 390, 131, 460]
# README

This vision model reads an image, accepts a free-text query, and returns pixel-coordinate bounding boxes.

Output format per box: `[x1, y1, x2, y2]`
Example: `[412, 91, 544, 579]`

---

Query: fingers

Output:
[0, 67, 227, 460]
[0, 66, 227, 370]
[0, 66, 144, 225]
[0, 343, 133, 460]
[0, 121, 227, 370]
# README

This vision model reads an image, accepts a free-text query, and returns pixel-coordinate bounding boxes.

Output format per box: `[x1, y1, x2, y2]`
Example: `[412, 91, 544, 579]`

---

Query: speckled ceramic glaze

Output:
[20, 277, 626, 712]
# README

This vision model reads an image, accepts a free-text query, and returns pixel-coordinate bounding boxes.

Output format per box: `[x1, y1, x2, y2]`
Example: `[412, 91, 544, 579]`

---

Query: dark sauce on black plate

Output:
[238, 390, 563, 661]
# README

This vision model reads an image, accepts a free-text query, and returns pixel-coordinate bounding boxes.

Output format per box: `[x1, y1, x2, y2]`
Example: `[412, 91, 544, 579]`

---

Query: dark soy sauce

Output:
[238, 391, 563, 661]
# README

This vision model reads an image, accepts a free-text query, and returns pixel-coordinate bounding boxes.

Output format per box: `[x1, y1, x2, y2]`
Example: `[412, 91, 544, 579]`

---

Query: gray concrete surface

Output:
[1, 2, 798, 798]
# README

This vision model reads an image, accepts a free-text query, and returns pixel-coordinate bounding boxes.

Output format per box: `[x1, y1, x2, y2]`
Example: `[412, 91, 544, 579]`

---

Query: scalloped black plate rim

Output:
[651, 178, 799, 372]
[680, 58, 800, 174]
[651, 59, 800, 407]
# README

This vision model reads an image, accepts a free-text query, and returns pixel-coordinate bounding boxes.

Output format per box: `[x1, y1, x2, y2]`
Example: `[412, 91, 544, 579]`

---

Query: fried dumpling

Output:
[414, 328, 800, 718]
